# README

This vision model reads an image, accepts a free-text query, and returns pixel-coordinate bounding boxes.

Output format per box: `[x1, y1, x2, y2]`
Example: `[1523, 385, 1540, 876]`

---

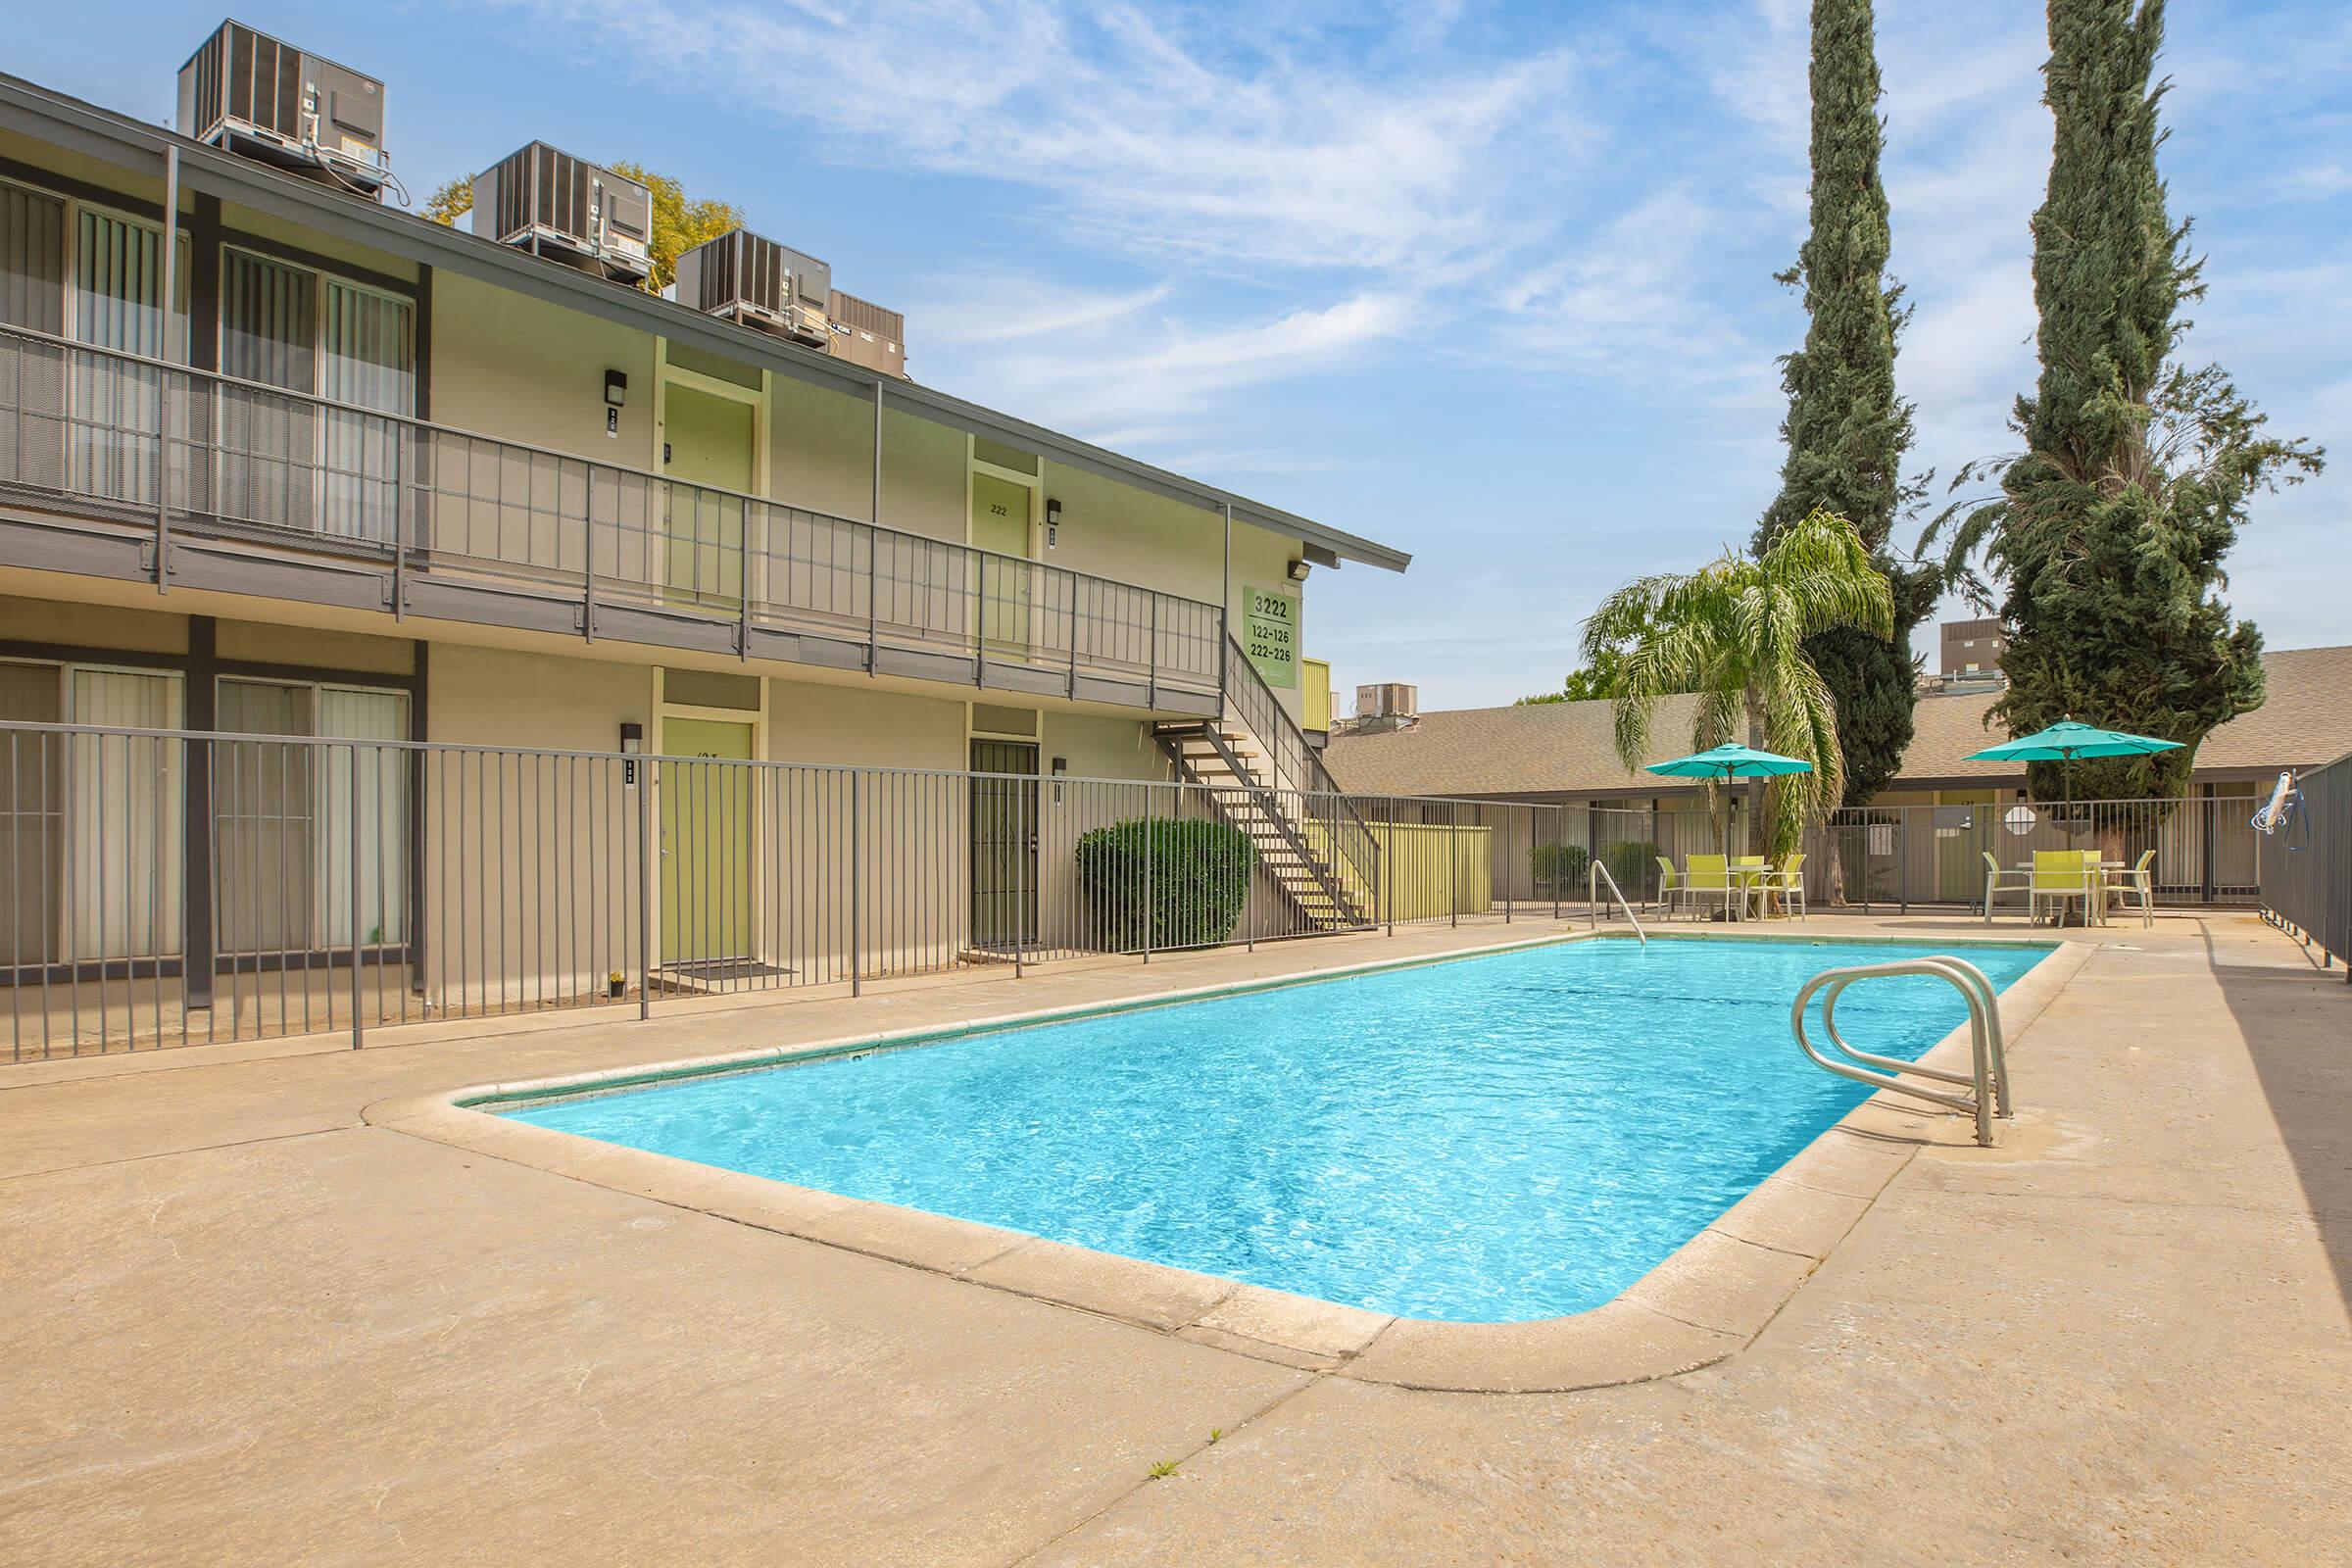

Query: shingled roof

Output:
[1323, 645, 2352, 799]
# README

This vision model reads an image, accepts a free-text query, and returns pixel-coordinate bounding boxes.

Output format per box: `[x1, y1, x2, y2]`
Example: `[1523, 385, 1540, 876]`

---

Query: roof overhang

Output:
[0, 73, 1411, 574]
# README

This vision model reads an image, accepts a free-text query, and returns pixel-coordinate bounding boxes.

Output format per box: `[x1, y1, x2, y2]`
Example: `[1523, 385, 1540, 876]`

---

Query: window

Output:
[0, 182, 66, 334]
[218, 250, 415, 542]
[217, 677, 410, 955]
[0, 662, 186, 963]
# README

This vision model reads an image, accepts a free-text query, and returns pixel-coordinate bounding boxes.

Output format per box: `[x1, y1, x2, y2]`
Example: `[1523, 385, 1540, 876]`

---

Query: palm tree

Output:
[1587, 507, 1894, 856]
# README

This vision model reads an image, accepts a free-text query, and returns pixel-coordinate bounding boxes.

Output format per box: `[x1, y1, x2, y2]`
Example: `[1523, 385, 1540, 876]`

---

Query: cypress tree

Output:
[1752, 0, 1931, 810]
[1930, 0, 2322, 800]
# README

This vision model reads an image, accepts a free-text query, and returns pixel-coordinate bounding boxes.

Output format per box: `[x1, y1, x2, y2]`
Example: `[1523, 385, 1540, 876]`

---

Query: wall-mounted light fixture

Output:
[1287, 559, 1311, 583]
[1045, 498, 1063, 551]
[604, 369, 627, 437]
[619, 721, 643, 787]
[1052, 756, 1068, 805]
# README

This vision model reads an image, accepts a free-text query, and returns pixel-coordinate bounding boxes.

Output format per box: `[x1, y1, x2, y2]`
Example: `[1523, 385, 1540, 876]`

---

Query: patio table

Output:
[2011, 861, 2118, 926]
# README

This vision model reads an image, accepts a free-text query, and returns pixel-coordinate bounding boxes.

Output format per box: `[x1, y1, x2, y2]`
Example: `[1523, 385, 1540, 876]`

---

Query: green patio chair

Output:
[1982, 851, 2032, 923]
[2030, 850, 2093, 926]
[2107, 849, 2155, 928]
[1756, 851, 1806, 919]
[1652, 855, 1681, 918]
[1681, 854, 1740, 921]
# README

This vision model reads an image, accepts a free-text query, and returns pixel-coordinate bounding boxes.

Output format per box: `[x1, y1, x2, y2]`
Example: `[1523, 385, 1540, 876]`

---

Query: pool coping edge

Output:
[362, 928, 2094, 1395]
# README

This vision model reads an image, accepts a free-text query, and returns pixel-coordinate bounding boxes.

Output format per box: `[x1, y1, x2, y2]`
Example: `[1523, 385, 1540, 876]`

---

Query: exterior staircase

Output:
[1154, 637, 1379, 932]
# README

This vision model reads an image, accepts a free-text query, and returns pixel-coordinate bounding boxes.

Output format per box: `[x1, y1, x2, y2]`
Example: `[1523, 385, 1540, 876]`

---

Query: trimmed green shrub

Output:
[1076, 816, 1255, 952]
[1530, 841, 1590, 891]
[1600, 839, 1659, 888]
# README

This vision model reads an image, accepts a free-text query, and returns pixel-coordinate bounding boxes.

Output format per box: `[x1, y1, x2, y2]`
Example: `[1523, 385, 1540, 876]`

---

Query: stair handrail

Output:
[1788, 956, 2010, 1146]
[1219, 632, 1378, 900]
[1588, 858, 1647, 945]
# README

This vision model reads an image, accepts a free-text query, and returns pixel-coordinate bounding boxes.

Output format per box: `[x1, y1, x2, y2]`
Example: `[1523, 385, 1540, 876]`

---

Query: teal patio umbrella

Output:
[1965, 717, 2182, 808]
[1646, 743, 1814, 855]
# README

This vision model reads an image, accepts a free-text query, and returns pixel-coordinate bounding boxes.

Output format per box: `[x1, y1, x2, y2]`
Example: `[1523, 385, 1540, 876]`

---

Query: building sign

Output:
[1245, 586, 1298, 689]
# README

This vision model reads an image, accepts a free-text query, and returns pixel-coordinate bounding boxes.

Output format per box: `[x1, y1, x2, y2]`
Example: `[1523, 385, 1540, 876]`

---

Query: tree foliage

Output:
[1922, 0, 2323, 801]
[608, 162, 744, 294]
[1590, 508, 1894, 856]
[422, 174, 472, 228]
[1751, 0, 1933, 808]
[420, 165, 745, 296]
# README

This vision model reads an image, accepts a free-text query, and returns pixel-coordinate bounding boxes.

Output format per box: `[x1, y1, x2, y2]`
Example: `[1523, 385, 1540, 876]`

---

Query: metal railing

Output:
[2259, 752, 2351, 976]
[1588, 858, 1645, 944]
[0, 321, 1223, 705]
[1790, 956, 2011, 1146]
[2, 722, 1706, 1060]
[1219, 632, 1379, 905]
[1804, 796, 2264, 911]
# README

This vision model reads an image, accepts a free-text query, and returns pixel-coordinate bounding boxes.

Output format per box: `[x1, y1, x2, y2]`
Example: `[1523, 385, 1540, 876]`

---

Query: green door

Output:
[970, 472, 1031, 659]
[662, 383, 755, 612]
[661, 717, 755, 967]
[970, 739, 1037, 951]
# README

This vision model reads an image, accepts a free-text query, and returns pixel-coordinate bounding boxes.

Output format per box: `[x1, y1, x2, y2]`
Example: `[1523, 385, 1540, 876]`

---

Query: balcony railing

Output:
[0, 322, 1224, 708]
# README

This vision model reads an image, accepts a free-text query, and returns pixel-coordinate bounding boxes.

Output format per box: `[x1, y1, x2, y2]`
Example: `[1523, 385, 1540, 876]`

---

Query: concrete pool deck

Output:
[2, 913, 2346, 1563]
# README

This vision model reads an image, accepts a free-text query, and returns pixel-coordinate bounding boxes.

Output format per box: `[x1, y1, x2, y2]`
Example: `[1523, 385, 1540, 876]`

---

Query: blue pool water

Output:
[514, 937, 2048, 1322]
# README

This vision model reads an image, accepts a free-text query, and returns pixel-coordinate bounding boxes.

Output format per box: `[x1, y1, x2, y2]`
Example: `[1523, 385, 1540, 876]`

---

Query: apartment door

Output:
[970, 472, 1032, 660]
[662, 381, 754, 613]
[969, 739, 1037, 951]
[661, 717, 755, 968]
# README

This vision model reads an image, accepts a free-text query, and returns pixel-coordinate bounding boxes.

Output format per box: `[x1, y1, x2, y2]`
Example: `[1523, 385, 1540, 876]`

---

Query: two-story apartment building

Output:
[0, 51, 1407, 1047]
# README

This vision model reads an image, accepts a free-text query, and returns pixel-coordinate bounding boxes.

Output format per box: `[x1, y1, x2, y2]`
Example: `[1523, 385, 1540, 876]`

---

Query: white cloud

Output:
[479, 0, 1585, 277]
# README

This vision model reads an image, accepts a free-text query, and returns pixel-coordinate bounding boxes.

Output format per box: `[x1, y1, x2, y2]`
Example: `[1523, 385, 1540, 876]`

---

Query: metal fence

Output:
[2260, 753, 2351, 976]
[1804, 796, 2263, 911]
[14, 714, 2290, 1060]
[4, 723, 1656, 1060]
[0, 321, 1223, 705]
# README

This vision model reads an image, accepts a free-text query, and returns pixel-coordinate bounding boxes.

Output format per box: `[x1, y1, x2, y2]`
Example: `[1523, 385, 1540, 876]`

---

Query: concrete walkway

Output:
[1, 914, 2345, 1564]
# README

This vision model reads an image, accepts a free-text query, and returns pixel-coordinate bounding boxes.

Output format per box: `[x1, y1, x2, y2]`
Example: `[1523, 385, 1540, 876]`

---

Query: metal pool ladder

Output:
[1588, 860, 1647, 945]
[1789, 956, 2010, 1146]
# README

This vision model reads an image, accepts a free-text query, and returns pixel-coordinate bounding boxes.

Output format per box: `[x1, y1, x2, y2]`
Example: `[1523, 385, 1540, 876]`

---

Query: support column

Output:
[181, 616, 217, 1009]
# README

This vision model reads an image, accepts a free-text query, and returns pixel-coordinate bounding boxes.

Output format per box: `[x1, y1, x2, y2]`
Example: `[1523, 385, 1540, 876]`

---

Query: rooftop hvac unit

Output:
[470, 143, 653, 285]
[1356, 683, 1418, 720]
[177, 21, 388, 198]
[827, 288, 907, 378]
[670, 229, 831, 346]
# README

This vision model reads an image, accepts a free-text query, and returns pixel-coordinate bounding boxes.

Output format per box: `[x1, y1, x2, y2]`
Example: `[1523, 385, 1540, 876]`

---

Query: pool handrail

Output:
[1788, 956, 2010, 1146]
[1589, 859, 1647, 946]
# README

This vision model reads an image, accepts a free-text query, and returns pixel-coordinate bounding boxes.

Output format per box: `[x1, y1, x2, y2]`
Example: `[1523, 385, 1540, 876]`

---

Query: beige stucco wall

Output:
[217, 619, 415, 675]
[0, 594, 188, 655]
[430, 271, 662, 466]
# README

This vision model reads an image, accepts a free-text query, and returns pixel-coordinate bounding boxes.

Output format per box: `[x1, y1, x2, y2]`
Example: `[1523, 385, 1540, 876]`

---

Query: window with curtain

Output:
[67, 668, 184, 960]
[0, 181, 66, 335]
[217, 677, 408, 953]
[0, 182, 69, 500]
[0, 661, 66, 969]
[321, 282, 413, 543]
[219, 250, 321, 536]
[70, 210, 171, 505]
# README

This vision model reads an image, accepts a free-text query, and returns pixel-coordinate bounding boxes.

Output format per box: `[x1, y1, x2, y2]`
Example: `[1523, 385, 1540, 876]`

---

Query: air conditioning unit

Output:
[827, 288, 907, 378]
[1356, 683, 1418, 720]
[177, 21, 388, 198]
[471, 143, 653, 285]
[670, 228, 830, 346]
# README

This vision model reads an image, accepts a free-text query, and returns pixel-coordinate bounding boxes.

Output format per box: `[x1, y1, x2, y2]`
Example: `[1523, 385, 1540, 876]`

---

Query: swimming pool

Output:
[513, 936, 2049, 1322]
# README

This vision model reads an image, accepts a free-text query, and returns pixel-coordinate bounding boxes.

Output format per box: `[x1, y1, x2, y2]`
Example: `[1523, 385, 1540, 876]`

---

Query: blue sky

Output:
[10, 1, 2346, 709]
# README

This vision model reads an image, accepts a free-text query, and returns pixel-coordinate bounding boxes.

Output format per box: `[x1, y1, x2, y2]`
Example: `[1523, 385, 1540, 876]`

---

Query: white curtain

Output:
[321, 283, 414, 544]
[68, 669, 182, 959]
[71, 211, 168, 505]
[315, 688, 408, 947]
